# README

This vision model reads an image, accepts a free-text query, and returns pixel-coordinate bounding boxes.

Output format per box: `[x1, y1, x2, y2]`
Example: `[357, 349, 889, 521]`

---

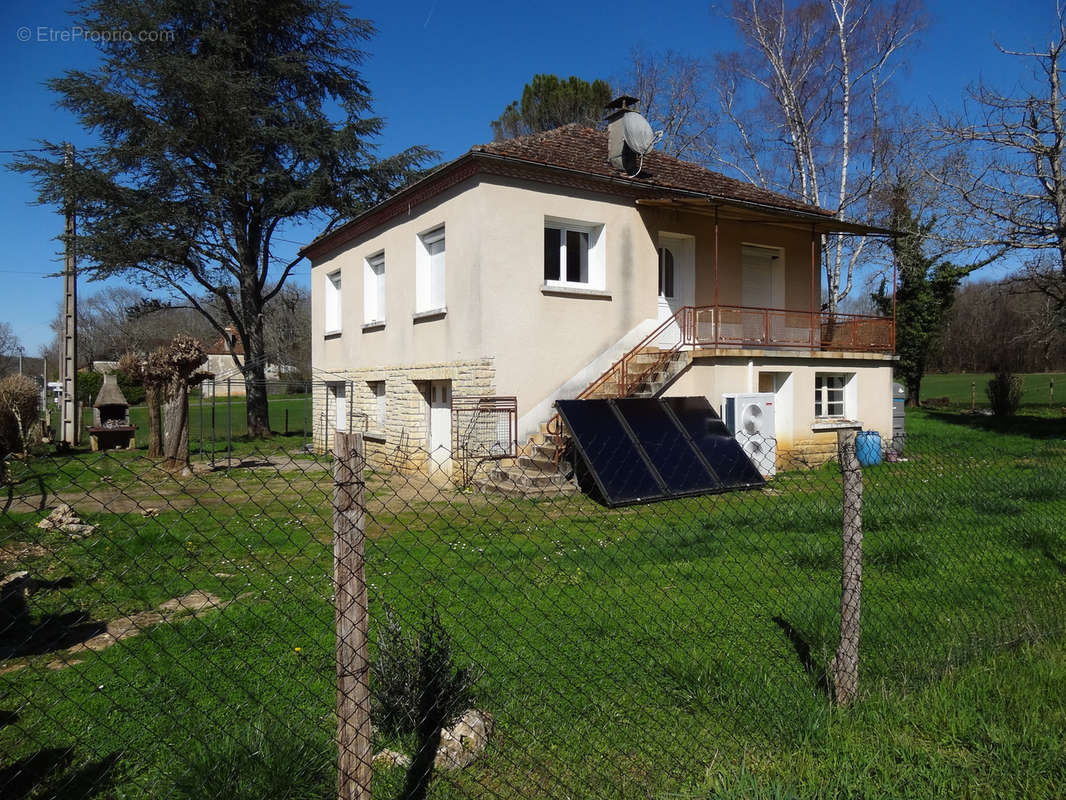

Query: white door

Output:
[657, 233, 695, 345]
[742, 245, 784, 309]
[426, 380, 451, 471]
[331, 382, 347, 432]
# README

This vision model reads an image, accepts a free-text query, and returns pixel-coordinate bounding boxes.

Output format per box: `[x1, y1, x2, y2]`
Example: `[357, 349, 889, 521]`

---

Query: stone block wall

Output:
[312, 358, 496, 473]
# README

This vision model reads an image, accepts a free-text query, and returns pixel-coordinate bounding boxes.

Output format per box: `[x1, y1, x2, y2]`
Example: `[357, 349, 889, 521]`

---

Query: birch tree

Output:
[716, 0, 923, 312]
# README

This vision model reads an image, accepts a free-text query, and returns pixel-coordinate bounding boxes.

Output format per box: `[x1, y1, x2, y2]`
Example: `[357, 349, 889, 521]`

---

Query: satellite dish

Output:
[621, 111, 655, 155]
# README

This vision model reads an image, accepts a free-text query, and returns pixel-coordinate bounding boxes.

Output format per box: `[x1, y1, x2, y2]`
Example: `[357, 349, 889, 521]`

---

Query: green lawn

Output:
[64, 393, 314, 455]
[2, 408, 1065, 798]
[921, 371, 1066, 408]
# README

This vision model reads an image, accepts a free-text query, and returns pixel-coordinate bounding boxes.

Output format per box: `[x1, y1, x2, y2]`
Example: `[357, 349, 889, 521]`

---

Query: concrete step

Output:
[490, 466, 572, 489]
[532, 441, 565, 461]
[518, 454, 559, 472]
[472, 476, 578, 499]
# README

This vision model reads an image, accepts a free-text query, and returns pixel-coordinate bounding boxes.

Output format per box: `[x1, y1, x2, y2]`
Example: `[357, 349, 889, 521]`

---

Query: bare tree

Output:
[262, 283, 311, 378]
[623, 49, 718, 161]
[715, 0, 924, 311]
[0, 322, 20, 360]
[937, 3, 1066, 304]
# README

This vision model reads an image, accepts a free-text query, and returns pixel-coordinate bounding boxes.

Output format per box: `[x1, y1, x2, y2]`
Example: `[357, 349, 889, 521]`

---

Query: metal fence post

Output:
[332, 431, 372, 800]
[832, 428, 864, 705]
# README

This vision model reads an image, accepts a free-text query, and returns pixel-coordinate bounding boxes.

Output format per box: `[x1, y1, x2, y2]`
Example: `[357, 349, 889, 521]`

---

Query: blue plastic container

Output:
[856, 431, 882, 466]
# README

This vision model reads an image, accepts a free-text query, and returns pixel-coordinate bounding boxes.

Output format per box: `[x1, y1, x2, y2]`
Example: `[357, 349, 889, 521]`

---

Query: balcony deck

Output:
[684, 305, 894, 354]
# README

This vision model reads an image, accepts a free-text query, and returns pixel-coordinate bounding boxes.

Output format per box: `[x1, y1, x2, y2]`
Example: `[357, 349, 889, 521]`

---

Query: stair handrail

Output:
[545, 306, 693, 440]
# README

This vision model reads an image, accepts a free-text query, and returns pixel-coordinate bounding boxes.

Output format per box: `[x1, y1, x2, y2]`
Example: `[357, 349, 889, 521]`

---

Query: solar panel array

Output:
[555, 396, 766, 507]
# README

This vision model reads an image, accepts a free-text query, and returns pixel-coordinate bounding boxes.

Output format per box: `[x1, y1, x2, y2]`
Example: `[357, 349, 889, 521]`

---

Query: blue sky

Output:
[0, 0, 1057, 355]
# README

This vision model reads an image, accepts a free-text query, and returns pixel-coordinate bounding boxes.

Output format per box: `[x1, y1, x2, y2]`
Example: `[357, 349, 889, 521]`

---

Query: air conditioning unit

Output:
[722, 392, 777, 477]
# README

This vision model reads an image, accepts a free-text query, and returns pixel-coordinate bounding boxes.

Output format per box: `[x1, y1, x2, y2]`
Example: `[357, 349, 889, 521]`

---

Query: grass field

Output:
[2, 408, 1065, 798]
[921, 371, 1066, 408]
[65, 392, 314, 453]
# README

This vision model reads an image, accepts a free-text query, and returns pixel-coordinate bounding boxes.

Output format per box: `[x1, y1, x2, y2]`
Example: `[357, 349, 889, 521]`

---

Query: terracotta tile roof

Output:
[302, 123, 841, 260]
[206, 326, 244, 356]
[472, 124, 834, 216]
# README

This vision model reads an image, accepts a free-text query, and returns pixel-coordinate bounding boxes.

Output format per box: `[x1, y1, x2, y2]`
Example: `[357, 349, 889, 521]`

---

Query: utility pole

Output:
[60, 142, 78, 448]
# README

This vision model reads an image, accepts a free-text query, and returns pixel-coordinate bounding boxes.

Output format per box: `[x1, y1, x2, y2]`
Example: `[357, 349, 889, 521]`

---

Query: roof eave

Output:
[635, 197, 895, 236]
[300, 149, 895, 261]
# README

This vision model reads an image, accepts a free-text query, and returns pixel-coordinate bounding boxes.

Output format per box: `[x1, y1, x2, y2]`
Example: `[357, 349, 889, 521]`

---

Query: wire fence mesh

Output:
[2, 414, 1065, 799]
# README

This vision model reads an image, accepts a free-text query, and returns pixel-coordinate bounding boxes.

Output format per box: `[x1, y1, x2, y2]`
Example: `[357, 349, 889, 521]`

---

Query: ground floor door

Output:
[424, 380, 452, 472]
[657, 233, 695, 345]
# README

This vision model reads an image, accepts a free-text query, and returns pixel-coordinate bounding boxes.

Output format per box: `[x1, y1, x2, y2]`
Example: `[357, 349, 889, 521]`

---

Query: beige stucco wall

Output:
[309, 172, 889, 460]
[664, 351, 894, 466]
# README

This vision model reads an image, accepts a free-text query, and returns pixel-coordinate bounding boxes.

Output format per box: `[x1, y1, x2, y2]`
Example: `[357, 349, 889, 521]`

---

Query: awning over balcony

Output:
[636, 197, 896, 237]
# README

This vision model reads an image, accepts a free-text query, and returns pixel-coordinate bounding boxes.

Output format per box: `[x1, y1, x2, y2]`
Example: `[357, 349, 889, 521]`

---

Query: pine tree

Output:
[491, 74, 612, 140]
[14, 0, 432, 437]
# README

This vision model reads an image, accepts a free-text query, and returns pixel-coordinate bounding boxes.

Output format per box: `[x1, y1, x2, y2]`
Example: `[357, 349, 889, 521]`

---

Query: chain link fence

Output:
[2, 413, 1065, 798]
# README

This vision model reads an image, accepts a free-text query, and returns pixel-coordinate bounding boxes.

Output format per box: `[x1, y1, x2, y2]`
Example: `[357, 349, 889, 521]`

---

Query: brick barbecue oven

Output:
[88, 373, 136, 451]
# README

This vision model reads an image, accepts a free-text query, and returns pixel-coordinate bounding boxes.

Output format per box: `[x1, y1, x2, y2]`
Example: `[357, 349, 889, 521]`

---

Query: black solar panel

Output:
[612, 398, 721, 494]
[556, 396, 765, 507]
[554, 399, 664, 505]
[663, 396, 765, 487]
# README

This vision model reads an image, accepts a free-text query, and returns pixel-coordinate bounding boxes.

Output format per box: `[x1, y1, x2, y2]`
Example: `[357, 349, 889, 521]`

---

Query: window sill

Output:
[540, 285, 612, 300]
[412, 307, 447, 323]
[323, 329, 342, 340]
[361, 321, 386, 333]
[365, 430, 387, 443]
[811, 418, 861, 433]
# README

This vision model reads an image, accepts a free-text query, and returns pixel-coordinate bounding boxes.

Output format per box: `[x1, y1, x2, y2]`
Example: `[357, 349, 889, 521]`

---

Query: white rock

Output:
[434, 708, 494, 770]
[373, 749, 411, 769]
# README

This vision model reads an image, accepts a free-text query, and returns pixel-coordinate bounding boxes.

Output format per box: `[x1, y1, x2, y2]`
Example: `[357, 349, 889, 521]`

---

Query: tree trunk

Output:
[161, 378, 189, 471]
[244, 364, 271, 438]
[906, 382, 920, 407]
[239, 291, 271, 439]
[145, 384, 163, 457]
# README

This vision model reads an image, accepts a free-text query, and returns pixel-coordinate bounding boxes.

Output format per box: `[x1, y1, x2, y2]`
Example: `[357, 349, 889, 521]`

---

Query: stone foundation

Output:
[313, 358, 496, 474]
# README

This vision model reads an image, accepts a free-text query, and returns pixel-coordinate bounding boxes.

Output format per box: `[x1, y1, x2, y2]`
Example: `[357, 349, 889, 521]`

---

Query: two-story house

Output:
[303, 100, 895, 477]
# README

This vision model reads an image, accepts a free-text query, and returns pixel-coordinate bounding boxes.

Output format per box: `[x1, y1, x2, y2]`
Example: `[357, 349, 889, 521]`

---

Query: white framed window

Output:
[815, 372, 855, 418]
[416, 226, 446, 313]
[329, 382, 348, 432]
[658, 246, 675, 299]
[368, 381, 385, 429]
[543, 218, 605, 290]
[363, 251, 385, 324]
[324, 270, 342, 334]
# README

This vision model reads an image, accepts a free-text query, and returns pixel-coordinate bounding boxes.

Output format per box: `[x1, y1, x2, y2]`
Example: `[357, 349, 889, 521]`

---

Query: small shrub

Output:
[371, 602, 480, 800]
[371, 603, 479, 741]
[171, 716, 332, 800]
[76, 368, 145, 406]
[0, 373, 41, 458]
[924, 396, 952, 409]
[987, 371, 1023, 417]
[78, 370, 104, 404]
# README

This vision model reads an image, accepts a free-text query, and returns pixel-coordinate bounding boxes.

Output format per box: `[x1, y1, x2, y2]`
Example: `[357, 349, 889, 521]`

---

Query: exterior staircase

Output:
[476, 313, 695, 498]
